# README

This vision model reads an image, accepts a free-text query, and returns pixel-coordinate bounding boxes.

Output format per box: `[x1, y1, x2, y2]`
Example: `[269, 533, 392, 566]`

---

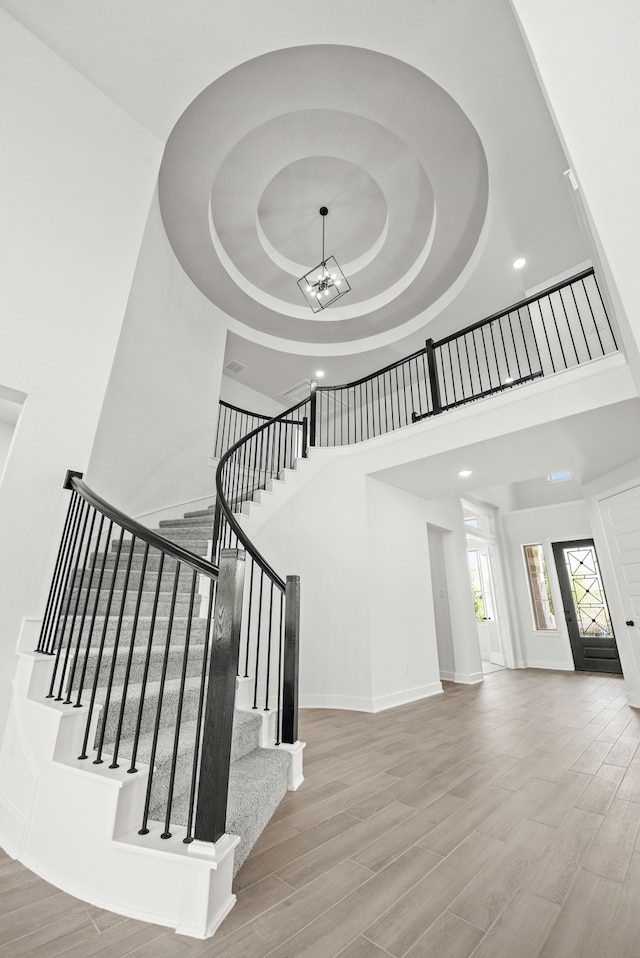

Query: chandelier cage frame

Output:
[297, 206, 351, 312]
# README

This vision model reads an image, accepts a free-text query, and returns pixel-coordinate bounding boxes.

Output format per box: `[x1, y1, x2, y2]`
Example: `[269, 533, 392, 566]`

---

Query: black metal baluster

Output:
[161, 566, 198, 839]
[550, 293, 568, 369]
[244, 557, 255, 678]
[275, 589, 284, 746]
[488, 323, 500, 390]
[497, 314, 510, 380]
[264, 580, 274, 712]
[462, 333, 473, 400]
[139, 559, 181, 835]
[63, 506, 99, 703]
[77, 520, 120, 759]
[592, 273, 618, 349]
[127, 550, 165, 773]
[570, 281, 593, 360]
[559, 288, 579, 365]
[309, 380, 317, 448]
[582, 277, 607, 355]
[54, 499, 91, 701]
[72, 512, 107, 706]
[108, 542, 150, 768]
[46, 496, 86, 697]
[400, 363, 409, 426]
[421, 352, 430, 414]
[93, 529, 136, 765]
[252, 571, 264, 709]
[527, 301, 547, 374]
[38, 489, 79, 654]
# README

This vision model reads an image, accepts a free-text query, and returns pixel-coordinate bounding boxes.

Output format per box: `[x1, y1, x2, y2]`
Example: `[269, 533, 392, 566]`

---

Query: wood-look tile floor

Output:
[3, 668, 640, 957]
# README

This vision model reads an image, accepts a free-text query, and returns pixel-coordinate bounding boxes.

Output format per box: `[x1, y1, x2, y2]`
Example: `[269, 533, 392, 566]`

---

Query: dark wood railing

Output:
[213, 403, 306, 746]
[309, 267, 617, 441]
[37, 472, 245, 845]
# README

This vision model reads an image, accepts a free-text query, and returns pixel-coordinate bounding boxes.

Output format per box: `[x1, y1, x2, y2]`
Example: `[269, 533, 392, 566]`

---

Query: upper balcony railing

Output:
[216, 268, 617, 458]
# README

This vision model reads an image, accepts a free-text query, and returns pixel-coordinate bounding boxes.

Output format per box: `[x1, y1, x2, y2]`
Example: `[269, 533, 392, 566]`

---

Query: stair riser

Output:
[63, 590, 197, 619]
[157, 520, 215, 534]
[111, 539, 209, 555]
[73, 566, 204, 592]
[56, 616, 209, 650]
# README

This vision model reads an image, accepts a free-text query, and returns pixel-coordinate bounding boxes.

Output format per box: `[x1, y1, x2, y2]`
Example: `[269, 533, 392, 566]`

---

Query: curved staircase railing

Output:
[213, 402, 307, 747]
[36, 472, 245, 846]
[310, 267, 617, 445]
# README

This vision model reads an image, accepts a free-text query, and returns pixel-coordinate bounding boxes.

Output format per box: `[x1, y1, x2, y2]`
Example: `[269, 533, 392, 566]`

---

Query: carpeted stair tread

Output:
[71, 643, 208, 691]
[164, 745, 290, 875]
[116, 709, 261, 772]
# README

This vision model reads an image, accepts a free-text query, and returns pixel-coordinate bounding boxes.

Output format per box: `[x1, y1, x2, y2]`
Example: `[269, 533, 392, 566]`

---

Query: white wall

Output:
[86, 193, 228, 518]
[248, 446, 483, 709]
[511, 0, 640, 395]
[366, 478, 443, 707]
[0, 422, 15, 484]
[0, 11, 162, 739]
[219, 376, 289, 419]
[502, 500, 592, 670]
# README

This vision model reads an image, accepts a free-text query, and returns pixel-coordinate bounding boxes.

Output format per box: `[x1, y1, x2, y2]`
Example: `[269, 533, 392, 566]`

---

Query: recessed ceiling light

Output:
[513, 257, 526, 270]
[315, 370, 325, 378]
[458, 469, 472, 478]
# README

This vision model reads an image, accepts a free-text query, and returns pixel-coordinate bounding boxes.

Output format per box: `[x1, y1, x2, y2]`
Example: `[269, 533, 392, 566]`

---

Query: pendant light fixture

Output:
[297, 206, 351, 312]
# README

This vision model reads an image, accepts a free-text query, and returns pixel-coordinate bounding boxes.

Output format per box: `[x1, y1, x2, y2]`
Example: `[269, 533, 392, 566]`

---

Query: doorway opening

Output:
[551, 538, 622, 674]
[463, 503, 511, 671]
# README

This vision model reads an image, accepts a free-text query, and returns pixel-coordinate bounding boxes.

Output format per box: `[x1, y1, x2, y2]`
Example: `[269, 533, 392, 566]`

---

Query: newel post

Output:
[282, 575, 300, 745]
[309, 380, 317, 448]
[425, 339, 442, 416]
[194, 549, 245, 844]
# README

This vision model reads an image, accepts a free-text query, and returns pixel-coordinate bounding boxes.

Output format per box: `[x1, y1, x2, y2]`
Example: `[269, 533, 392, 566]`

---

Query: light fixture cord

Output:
[321, 213, 325, 265]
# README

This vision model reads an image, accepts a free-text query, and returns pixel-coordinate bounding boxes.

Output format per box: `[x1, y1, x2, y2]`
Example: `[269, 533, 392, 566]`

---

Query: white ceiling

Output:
[371, 399, 640, 502]
[2, 0, 591, 399]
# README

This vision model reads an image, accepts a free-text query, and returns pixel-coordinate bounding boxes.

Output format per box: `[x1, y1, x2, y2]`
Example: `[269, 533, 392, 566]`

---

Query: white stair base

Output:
[0, 650, 239, 938]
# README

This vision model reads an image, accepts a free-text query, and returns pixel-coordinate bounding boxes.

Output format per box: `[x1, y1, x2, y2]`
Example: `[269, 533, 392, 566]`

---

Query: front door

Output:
[552, 539, 622, 674]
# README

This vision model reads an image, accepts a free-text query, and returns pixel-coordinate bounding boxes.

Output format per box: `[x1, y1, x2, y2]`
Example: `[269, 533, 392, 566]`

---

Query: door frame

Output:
[587, 476, 640, 706]
[551, 538, 622, 674]
[461, 498, 516, 669]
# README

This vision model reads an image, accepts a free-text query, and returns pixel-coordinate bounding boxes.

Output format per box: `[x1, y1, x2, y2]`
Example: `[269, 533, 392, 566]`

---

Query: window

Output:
[523, 544, 556, 630]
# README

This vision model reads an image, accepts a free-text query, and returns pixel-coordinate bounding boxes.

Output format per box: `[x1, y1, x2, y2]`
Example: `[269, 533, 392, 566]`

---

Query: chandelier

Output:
[297, 206, 351, 312]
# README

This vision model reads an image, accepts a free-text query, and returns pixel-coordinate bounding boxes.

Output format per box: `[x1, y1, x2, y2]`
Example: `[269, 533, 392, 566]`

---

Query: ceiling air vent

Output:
[280, 379, 312, 404]
[224, 359, 247, 375]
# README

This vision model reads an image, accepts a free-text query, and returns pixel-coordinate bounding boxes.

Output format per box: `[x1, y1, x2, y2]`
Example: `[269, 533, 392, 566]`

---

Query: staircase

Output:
[65, 501, 291, 875]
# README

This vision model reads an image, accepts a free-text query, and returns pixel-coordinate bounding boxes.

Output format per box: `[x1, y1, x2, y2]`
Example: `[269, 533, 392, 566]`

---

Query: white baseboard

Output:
[454, 671, 484, 685]
[0, 787, 27, 859]
[370, 683, 443, 712]
[526, 660, 575, 672]
[440, 671, 484, 684]
[300, 683, 443, 713]
[625, 691, 640, 709]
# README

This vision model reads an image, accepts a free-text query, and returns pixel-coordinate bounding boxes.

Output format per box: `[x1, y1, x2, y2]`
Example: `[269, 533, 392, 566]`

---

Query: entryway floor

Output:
[482, 660, 506, 674]
[2, 668, 640, 956]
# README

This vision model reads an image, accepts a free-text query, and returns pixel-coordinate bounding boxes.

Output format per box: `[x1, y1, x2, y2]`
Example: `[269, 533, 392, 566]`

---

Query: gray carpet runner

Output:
[66, 502, 290, 875]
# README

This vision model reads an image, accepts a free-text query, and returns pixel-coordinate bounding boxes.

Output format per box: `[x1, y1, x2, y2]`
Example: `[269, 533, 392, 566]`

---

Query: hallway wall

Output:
[0, 11, 162, 739]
